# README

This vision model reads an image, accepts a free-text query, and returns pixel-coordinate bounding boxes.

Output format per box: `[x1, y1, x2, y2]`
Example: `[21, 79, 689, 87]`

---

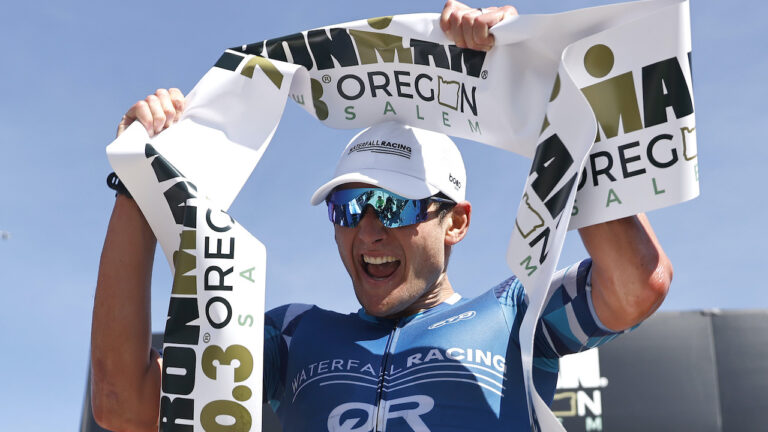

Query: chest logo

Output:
[427, 310, 476, 330]
[328, 395, 434, 432]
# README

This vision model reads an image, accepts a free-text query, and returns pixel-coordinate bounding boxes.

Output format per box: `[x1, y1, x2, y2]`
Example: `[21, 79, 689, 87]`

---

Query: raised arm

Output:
[90, 88, 184, 431]
[438, 2, 672, 332]
[579, 214, 672, 331]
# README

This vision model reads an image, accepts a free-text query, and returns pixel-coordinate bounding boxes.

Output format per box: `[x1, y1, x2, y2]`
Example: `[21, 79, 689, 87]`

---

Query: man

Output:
[91, 2, 672, 431]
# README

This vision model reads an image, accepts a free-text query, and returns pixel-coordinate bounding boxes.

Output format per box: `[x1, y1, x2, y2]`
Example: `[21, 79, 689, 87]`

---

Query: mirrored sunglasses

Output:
[326, 188, 454, 228]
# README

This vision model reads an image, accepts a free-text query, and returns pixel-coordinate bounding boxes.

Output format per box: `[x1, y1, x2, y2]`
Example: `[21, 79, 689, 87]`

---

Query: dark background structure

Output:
[81, 310, 768, 431]
[555, 310, 768, 431]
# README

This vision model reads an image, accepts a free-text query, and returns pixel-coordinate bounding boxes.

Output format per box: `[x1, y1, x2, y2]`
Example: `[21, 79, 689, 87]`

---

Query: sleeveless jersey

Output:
[264, 259, 626, 431]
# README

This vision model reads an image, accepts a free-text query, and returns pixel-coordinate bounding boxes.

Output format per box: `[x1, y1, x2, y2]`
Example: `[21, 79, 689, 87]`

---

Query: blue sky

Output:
[0, 0, 765, 430]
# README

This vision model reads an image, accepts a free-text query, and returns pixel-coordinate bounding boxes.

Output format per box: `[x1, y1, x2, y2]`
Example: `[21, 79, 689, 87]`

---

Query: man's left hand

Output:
[440, 0, 517, 51]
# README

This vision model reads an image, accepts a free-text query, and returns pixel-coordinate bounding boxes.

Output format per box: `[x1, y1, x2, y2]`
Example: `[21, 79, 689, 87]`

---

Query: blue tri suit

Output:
[264, 259, 627, 431]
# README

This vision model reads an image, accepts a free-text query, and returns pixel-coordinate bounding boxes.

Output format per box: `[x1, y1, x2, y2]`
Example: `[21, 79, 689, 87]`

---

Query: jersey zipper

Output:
[374, 319, 402, 431]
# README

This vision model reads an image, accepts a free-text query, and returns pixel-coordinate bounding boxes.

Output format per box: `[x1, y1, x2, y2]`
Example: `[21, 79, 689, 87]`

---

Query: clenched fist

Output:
[440, 0, 517, 51]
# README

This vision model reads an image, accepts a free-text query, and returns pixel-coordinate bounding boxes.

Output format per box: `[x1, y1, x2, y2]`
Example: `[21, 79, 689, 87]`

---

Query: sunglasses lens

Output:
[327, 188, 430, 228]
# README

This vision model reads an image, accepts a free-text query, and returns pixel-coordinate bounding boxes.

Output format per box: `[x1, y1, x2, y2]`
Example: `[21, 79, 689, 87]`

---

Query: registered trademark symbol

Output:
[203, 332, 211, 343]
[322, 74, 332, 83]
[481, 70, 488, 79]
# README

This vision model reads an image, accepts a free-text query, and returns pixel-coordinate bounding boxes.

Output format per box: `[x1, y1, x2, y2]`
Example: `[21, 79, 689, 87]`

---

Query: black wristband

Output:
[107, 172, 133, 199]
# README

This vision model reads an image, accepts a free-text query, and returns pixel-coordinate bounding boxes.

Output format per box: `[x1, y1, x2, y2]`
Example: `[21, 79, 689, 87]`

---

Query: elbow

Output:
[594, 255, 673, 332]
[91, 397, 117, 432]
[90, 378, 122, 432]
[635, 255, 673, 321]
[91, 389, 156, 432]
[91, 367, 127, 432]
[90, 359, 111, 426]
[648, 255, 673, 307]
[90, 366, 157, 432]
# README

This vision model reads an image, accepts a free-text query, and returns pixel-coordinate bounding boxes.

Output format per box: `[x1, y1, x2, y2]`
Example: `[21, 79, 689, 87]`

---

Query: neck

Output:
[385, 274, 455, 320]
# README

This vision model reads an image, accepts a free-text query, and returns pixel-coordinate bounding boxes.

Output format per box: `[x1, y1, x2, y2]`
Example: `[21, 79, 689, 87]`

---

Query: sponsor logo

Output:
[574, 44, 696, 212]
[515, 44, 695, 277]
[221, 24, 487, 78]
[515, 193, 544, 239]
[290, 346, 506, 402]
[553, 349, 607, 431]
[348, 139, 412, 159]
[213, 18, 488, 131]
[448, 173, 462, 190]
[328, 395, 434, 432]
[428, 310, 475, 329]
[146, 144, 261, 431]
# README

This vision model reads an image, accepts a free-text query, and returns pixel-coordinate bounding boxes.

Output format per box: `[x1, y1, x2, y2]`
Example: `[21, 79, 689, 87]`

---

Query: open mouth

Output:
[361, 255, 401, 280]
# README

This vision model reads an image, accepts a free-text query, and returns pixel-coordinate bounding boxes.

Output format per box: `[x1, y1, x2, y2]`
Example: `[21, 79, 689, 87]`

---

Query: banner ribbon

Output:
[106, 0, 697, 430]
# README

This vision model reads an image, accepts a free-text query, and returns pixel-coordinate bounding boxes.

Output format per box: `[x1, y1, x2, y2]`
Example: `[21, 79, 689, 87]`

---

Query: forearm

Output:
[579, 214, 672, 331]
[91, 195, 161, 431]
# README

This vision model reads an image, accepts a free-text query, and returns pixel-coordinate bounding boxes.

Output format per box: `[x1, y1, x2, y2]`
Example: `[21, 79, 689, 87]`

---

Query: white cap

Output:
[310, 121, 467, 205]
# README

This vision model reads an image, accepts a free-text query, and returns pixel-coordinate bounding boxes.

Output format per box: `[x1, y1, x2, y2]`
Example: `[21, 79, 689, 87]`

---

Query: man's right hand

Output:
[117, 88, 185, 138]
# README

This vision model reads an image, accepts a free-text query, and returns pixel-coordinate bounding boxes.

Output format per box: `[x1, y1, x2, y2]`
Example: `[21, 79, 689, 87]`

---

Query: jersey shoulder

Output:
[266, 303, 354, 336]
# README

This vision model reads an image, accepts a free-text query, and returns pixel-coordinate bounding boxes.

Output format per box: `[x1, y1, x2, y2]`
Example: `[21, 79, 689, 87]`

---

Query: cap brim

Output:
[310, 169, 440, 206]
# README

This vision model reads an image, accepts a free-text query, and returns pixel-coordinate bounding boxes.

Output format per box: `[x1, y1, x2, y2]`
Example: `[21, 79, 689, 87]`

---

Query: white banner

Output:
[158, 197, 266, 431]
[106, 0, 697, 430]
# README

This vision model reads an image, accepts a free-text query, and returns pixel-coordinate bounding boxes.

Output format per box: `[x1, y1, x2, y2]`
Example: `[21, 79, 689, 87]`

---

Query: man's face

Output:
[332, 184, 455, 318]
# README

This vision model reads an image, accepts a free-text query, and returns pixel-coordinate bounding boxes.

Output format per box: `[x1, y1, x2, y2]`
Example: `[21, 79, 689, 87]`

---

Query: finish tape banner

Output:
[164, 197, 266, 431]
[106, 0, 697, 430]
